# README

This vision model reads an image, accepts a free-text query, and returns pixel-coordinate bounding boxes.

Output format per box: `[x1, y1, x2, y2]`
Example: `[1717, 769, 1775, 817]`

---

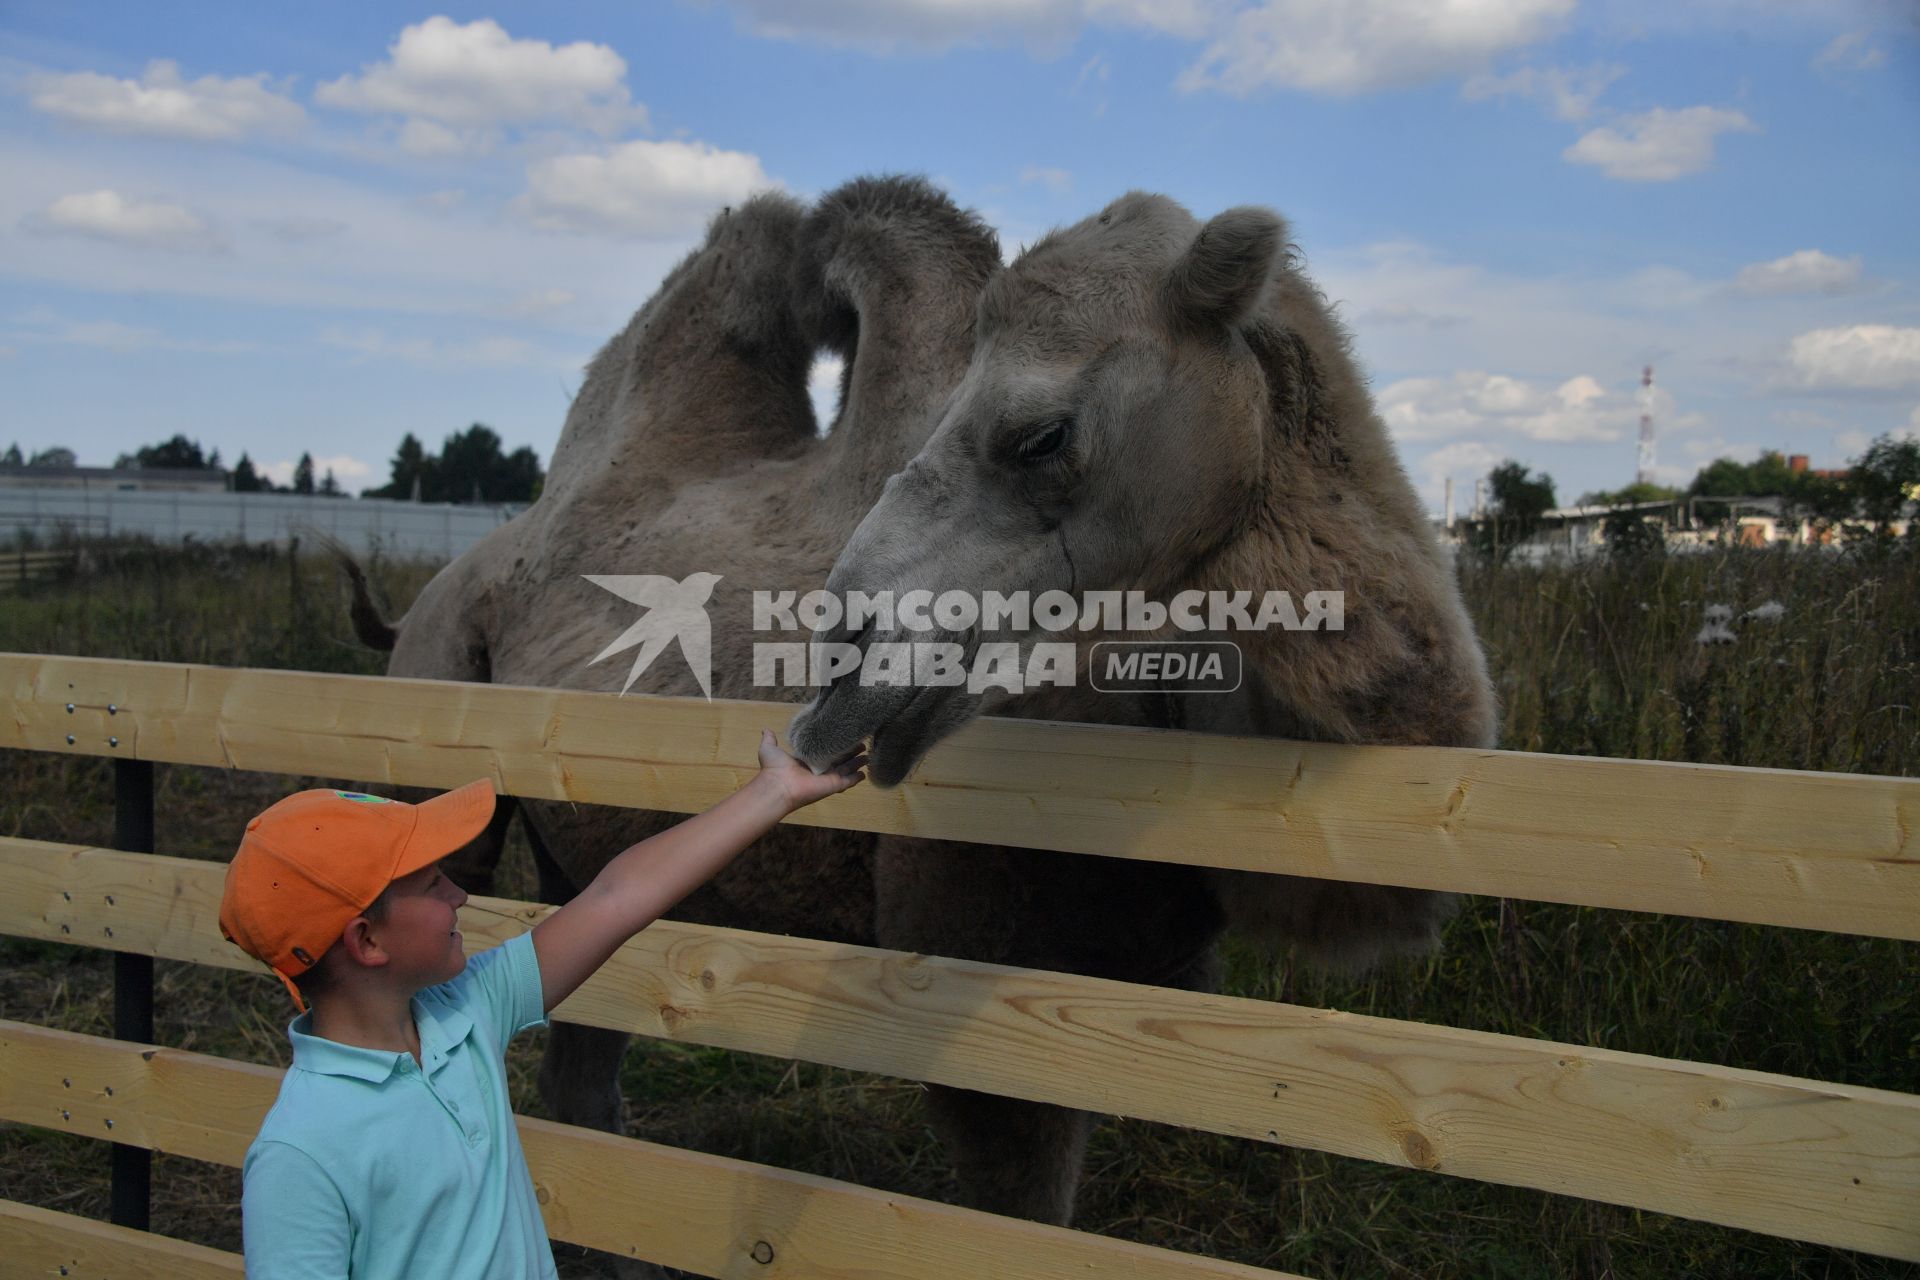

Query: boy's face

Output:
[375, 860, 470, 988]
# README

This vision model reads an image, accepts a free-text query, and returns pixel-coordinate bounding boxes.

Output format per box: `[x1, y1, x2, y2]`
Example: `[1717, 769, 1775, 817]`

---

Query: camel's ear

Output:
[1165, 207, 1285, 331]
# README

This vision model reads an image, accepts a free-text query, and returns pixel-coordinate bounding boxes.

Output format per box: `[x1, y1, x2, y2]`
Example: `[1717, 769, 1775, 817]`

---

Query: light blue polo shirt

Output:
[241, 933, 557, 1280]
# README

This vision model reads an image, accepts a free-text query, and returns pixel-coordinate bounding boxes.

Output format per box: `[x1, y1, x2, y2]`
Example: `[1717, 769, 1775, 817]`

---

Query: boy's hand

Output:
[758, 728, 866, 814]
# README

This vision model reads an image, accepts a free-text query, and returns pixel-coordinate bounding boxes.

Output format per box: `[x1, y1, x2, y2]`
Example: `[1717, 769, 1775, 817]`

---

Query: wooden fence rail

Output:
[0, 1200, 245, 1280]
[0, 548, 77, 590]
[4, 838, 1917, 1260]
[5, 654, 1918, 939]
[0, 1022, 1293, 1279]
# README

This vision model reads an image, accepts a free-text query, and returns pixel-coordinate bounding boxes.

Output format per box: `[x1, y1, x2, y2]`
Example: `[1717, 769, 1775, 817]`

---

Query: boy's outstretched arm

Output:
[530, 730, 864, 1014]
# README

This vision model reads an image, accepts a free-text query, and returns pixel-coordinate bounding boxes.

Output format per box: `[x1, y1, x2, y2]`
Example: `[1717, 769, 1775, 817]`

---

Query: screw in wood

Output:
[66, 734, 75, 744]
[108, 704, 117, 715]
[108, 737, 118, 747]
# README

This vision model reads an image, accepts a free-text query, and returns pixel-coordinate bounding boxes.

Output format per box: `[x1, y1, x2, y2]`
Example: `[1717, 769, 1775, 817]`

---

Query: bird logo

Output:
[583, 573, 723, 699]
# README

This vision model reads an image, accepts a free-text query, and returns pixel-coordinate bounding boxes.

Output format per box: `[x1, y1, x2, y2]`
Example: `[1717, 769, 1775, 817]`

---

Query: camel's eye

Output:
[1017, 417, 1073, 465]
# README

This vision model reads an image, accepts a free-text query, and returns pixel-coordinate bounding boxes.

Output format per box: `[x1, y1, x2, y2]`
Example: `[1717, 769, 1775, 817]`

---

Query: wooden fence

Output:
[2, 652, 1916, 1275]
[0, 548, 77, 591]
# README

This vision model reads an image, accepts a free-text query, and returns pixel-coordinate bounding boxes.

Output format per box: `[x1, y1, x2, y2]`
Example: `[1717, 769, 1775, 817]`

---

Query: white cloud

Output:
[316, 17, 644, 135]
[26, 59, 304, 141]
[396, 117, 492, 157]
[722, 0, 1213, 53]
[4, 313, 255, 354]
[321, 327, 555, 369]
[258, 453, 374, 490]
[1563, 106, 1757, 181]
[1413, 439, 1507, 514]
[1020, 164, 1072, 194]
[1732, 249, 1863, 297]
[1462, 61, 1623, 121]
[1813, 31, 1886, 75]
[1379, 369, 1652, 444]
[253, 214, 348, 243]
[26, 189, 228, 252]
[1178, 0, 1573, 97]
[1084, 0, 1217, 39]
[516, 139, 776, 238]
[504, 288, 577, 318]
[1357, 302, 1468, 330]
[1778, 326, 1920, 393]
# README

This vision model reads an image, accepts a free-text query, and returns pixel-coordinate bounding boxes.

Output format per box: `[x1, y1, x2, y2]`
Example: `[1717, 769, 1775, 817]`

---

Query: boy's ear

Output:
[337, 915, 391, 969]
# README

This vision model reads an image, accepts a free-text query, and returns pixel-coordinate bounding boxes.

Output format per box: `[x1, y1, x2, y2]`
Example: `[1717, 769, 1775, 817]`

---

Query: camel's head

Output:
[791, 193, 1287, 784]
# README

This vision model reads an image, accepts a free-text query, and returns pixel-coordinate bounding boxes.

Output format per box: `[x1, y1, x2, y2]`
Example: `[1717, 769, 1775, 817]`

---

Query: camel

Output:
[784, 191, 1498, 1219]
[348, 178, 1496, 1237]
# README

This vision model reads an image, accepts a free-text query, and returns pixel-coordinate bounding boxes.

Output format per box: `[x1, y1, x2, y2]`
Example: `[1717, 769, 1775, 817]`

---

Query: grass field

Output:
[2, 537, 1917, 1279]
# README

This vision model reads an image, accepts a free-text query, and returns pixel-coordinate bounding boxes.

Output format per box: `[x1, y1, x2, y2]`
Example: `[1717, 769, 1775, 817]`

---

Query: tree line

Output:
[1469, 432, 1920, 562]
[2, 424, 545, 504]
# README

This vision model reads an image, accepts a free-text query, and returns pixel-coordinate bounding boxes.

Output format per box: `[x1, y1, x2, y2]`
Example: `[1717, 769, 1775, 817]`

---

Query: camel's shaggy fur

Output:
[349, 179, 1495, 1231]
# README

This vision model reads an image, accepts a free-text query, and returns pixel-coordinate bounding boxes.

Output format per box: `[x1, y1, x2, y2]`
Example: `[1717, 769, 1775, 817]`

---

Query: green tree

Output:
[437, 424, 500, 502]
[1603, 508, 1667, 561]
[365, 424, 542, 503]
[320, 467, 343, 497]
[115, 433, 212, 470]
[1689, 451, 1802, 500]
[232, 453, 264, 492]
[1471, 461, 1556, 563]
[293, 452, 315, 495]
[1, 443, 22, 467]
[1579, 481, 1680, 507]
[1849, 434, 1920, 535]
[367, 432, 433, 500]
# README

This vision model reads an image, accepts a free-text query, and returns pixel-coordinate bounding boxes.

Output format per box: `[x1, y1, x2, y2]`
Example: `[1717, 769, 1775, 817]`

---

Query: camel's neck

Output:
[1193, 411, 1497, 750]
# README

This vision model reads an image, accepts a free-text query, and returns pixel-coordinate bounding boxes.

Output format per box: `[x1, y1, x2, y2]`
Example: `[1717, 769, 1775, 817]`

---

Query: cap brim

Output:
[393, 778, 497, 880]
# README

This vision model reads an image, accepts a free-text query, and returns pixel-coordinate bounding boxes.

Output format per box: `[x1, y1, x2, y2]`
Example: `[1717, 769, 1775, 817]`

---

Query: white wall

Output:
[0, 485, 522, 559]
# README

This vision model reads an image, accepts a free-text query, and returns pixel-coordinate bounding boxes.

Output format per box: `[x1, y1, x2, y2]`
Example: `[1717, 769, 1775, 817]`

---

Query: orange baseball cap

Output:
[219, 780, 496, 1010]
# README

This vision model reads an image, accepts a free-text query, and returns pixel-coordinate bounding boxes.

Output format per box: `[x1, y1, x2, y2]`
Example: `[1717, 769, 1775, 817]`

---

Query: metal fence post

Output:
[112, 757, 155, 1231]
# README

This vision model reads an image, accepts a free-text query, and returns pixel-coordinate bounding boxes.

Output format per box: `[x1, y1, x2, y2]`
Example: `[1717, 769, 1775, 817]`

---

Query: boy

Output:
[219, 728, 865, 1279]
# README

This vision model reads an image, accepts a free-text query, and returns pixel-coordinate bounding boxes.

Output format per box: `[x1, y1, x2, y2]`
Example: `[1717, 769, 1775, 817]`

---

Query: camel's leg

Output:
[876, 836, 1225, 1224]
[524, 811, 631, 1136]
[923, 1088, 1093, 1224]
[921, 941, 1220, 1226]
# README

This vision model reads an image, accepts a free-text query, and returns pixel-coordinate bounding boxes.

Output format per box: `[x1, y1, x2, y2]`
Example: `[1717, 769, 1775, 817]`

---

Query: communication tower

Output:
[1635, 365, 1656, 486]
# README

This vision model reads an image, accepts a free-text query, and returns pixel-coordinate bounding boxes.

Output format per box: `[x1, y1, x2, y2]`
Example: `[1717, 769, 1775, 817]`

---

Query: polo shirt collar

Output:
[287, 996, 475, 1083]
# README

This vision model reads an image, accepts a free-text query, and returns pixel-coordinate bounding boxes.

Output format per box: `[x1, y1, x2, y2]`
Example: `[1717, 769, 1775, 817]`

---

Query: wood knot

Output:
[700, 969, 716, 991]
[895, 956, 933, 991]
[751, 1240, 775, 1265]
[1398, 1128, 1439, 1170]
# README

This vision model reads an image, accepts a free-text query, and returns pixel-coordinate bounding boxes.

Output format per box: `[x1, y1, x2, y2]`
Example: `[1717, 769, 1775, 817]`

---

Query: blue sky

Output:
[2, 1, 1915, 511]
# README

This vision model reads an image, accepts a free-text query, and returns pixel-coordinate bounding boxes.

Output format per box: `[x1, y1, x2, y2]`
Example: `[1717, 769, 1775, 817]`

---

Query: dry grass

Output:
[2, 537, 1916, 1279]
